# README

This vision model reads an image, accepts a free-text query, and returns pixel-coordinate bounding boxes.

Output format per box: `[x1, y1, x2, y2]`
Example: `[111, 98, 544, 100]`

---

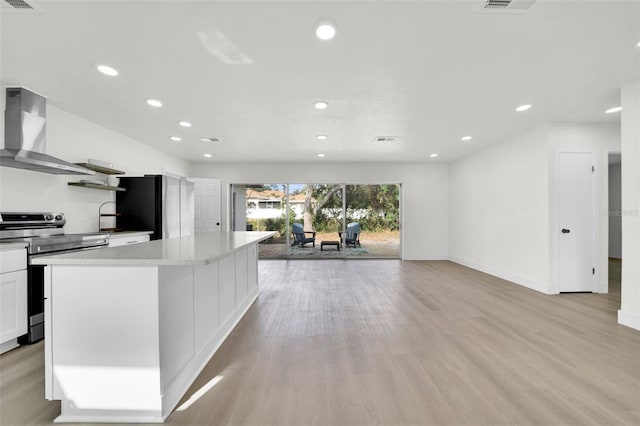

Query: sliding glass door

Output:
[345, 184, 400, 258]
[232, 184, 288, 259]
[232, 182, 401, 259]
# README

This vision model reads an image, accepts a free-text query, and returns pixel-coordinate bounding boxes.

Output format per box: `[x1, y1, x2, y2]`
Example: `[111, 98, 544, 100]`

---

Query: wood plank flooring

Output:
[1, 260, 638, 425]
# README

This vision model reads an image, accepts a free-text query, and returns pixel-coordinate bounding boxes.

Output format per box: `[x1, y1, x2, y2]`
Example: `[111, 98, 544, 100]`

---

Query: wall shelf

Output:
[68, 182, 126, 191]
[74, 163, 125, 175]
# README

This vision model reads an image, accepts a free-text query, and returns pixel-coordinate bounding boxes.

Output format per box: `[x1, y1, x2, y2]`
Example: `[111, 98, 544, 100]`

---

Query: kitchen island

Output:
[32, 231, 275, 423]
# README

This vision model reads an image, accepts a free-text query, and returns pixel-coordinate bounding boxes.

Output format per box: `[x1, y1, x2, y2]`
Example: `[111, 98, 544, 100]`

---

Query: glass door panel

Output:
[288, 184, 344, 258]
[233, 184, 288, 259]
[345, 184, 400, 258]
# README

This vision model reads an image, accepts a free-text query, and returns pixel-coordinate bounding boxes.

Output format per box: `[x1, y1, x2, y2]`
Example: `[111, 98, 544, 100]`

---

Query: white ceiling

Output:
[1, 0, 639, 164]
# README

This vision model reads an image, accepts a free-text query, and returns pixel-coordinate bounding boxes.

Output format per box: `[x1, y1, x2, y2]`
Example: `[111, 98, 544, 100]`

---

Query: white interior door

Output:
[557, 152, 595, 292]
[192, 178, 221, 233]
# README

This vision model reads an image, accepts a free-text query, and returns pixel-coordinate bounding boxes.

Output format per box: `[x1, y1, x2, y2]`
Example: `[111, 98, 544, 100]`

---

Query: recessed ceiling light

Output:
[461, 136, 473, 141]
[179, 121, 192, 128]
[200, 137, 221, 143]
[170, 136, 182, 142]
[313, 101, 329, 110]
[315, 22, 336, 40]
[97, 65, 118, 76]
[146, 99, 163, 108]
[316, 134, 328, 141]
[516, 104, 532, 112]
[429, 153, 438, 158]
[203, 153, 212, 158]
[317, 153, 325, 158]
[605, 106, 622, 114]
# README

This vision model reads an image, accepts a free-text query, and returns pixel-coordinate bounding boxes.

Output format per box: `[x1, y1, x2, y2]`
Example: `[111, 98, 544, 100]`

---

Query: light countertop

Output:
[31, 231, 275, 266]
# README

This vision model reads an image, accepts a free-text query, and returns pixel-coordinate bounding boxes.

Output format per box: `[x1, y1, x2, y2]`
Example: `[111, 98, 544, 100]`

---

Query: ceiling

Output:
[1, 0, 639, 164]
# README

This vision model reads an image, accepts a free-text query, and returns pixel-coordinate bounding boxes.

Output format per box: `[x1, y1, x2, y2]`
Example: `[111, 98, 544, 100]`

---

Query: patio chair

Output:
[344, 222, 361, 248]
[291, 223, 316, 247]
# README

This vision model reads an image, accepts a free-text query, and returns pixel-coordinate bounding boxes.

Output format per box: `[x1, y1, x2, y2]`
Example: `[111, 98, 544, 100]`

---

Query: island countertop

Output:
[31, 231, 275, 266]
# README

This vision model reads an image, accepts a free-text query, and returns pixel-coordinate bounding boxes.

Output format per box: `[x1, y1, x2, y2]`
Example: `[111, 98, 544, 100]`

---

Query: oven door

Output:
[19, 245, 107, 344]
[17, 264, 46, 343]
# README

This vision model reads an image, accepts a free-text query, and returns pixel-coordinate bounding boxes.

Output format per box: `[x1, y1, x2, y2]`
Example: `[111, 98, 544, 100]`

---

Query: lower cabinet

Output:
[0, 248, 27, 354]
[194, 262, 219, 354]
[44, 242, 262, 422]
[218, 255, 236, 325]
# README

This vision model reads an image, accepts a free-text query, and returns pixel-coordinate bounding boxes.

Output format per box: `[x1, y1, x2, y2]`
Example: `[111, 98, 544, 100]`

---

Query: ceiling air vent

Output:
[480, 0, 536, 13]
[373, 136, 400, 143]
[485, 0, 511, 8]
[4, 0, 32, 9]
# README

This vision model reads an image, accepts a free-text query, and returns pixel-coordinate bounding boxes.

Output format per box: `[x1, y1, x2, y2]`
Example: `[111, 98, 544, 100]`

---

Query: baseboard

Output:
[598, 281, 609, 294]
[402, 254, 449, 261]
[449, 256, 551, 294]
[618, 309, 640, 331]
[0, 339, 20, 355]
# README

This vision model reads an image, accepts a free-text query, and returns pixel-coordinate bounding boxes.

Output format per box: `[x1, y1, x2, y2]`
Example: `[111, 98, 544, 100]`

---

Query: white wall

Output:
[449, 125, 551, 293]
[608, 162, 622, 259]
[232, 184, 247, 231]
[0, 90, 189, 233]
[619, 80, 640, 331]
[449, 123, 620, 294]
[189, 162, 449, 260]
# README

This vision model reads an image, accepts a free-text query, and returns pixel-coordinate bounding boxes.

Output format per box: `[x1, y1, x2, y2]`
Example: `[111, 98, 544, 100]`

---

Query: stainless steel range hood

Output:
[0, 88, 94, 175]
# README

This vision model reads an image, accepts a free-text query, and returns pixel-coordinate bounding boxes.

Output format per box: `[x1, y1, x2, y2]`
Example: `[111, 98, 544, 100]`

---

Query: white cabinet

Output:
[108, 233, 150, 247]
[0, 247, 27, 354]
[219, 255, 236, 325]
[44, 246, 262, 422]
[248, 244, 258, 295]
[235, 247, 248, 304]
[194, 262, 219, 354]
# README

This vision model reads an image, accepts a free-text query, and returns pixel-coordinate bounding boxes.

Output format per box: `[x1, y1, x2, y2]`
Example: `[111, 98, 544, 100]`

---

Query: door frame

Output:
[605, 150, 623, 294]
[552, 150, 598, 294]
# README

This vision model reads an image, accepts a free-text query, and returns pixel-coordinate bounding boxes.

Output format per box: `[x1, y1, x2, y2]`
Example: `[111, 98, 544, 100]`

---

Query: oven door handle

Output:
[28, 245, 107, 261]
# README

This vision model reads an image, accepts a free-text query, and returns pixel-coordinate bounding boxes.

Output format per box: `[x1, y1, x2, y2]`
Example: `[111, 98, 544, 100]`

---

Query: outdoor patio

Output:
[257, 231, 400, 259]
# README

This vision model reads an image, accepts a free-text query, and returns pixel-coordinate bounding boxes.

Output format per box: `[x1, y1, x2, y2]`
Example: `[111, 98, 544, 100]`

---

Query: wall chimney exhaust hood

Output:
[0, 87, 94, 175]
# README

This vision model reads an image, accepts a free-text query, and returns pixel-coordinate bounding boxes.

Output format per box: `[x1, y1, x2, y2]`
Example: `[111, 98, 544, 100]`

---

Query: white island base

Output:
[36, 232, 273, 423]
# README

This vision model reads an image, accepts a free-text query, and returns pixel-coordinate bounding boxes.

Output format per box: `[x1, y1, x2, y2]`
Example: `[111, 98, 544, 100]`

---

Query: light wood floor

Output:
[1, 260, 638, 426]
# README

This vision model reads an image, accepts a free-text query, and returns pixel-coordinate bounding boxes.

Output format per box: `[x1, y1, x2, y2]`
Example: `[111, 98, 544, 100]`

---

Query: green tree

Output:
[303, 184, 341, 231]
[345, 184, 400, 231]
[301, 184, 400, 232]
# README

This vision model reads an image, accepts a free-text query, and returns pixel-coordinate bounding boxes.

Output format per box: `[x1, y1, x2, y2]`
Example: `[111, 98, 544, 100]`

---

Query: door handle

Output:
[562, 228, 570, 234]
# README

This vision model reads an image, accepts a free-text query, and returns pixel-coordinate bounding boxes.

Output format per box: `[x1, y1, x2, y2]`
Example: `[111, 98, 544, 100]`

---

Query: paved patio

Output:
[258, 232, 400, 258]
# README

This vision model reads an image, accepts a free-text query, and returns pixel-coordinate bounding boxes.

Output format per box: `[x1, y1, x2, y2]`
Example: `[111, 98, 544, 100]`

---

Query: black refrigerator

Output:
[116, 175, 194, 240]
